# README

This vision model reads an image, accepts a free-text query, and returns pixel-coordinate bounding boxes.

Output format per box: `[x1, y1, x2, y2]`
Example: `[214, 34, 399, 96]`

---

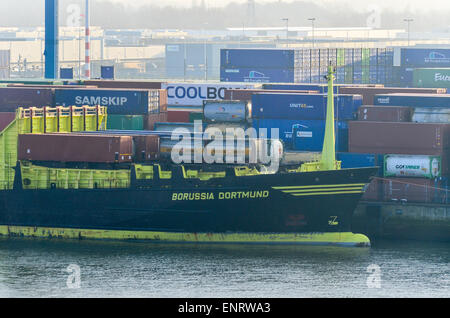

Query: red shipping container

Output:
[83, 80, 164, 90]
[167, 111, 191, 123]
[224, 89, 319, 101]
[18, 134, 133, 163]
[348, 121, 450, 155]
[338, 87, 447, 105]
[133, 135, 160, 161]
[159, 89, 168, 113]
[0, 112, 16, 131]
[145, 112, 168, 130]
[357, 106, 412, 122]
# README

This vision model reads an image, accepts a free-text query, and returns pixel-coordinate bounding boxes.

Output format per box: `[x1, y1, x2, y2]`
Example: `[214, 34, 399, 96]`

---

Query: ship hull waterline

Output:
[0, 167, 378, 247]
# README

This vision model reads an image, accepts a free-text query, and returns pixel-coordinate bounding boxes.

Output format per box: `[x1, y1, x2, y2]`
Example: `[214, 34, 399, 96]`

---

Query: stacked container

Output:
[221, 48, 395, 85]
[0, 87, 54, 112]
[54, 87, 168, 131]
[251, 93, 362, 151]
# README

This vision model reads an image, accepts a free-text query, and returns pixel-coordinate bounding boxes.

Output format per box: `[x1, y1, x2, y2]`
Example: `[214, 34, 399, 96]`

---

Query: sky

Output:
[97, 0, 450, 12]
[1, 0, 450, 30]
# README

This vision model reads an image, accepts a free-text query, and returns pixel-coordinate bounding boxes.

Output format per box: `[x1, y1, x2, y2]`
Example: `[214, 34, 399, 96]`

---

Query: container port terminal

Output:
[0, 0, 449, 245]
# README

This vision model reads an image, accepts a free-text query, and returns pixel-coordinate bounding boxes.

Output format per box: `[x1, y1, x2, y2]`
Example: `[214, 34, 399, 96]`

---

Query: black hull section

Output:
[0, 168, 377, 237]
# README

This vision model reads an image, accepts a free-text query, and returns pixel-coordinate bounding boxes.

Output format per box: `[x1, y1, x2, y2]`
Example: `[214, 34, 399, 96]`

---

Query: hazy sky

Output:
[97, 0, 450, 12]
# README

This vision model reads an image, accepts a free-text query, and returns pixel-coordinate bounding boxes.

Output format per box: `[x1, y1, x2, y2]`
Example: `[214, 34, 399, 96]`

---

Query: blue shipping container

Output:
[336, 152, 384, 170]
[54, 89, 158, 115]
[374, 93, 450, 108]
[252, 93, 362, 121]
[253, 118, 348, 151]
[220, 67, 294, 83]
[401, 48, 450, 67]
[101, 66, 115, 79]
[221, 49, 295, 69]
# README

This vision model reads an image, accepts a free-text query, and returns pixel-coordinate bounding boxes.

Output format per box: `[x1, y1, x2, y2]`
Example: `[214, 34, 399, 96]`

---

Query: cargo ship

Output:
[0, 67, 378, 247]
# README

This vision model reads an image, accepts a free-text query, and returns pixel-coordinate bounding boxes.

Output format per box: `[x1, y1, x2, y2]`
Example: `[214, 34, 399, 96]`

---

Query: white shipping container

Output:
[384, 155, 441, 178]
[412, 107, 450, 123]
[162, 82, 255, 107]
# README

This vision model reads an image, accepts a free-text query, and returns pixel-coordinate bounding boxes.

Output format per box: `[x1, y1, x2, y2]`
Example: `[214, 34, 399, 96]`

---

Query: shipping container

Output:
[400, 48, 450, 67]
[0, 87, 54, 112]
[252, 93, 362, 121]
[162, 83, 254, 107]
[412, 107, 450, 123]
[338, 87, 446, 105]
[336, 152, 384, 170]
[221, 48, 395, 85]
[107, 115, 145, 130]
[384, 155, 442, 178]
[374, 93, 450, 108]
[83, 80, 164, 90]
[348, 121, 450, 155]
[413, 68, 450, 89]
[18, 134, 133, 163]
[221, 67, 295, 83]
[203, 100, 249, 123]
[144, 112, 168, 130]
[133, 135, 160, 161]
[54, 88, 166, 115]
[253, 119, 348, 151]
[167, 111, 191, 123]
[262, 83, 338, 94]
[221, 49, 295, 69]
[189, 112, 203, 123]
[0, 112, 15, 131]
[357, 106, 412, 122]
[223, 89, 319, 101]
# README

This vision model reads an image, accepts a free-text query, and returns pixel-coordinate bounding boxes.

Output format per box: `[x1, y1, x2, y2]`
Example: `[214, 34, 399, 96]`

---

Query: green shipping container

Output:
[107, 115, 144, 130]
[413, 68, 450, 89]
[189, 112, 203, 123]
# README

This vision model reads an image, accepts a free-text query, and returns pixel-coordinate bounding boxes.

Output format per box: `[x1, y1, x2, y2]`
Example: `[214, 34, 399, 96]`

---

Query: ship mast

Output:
[320, 64, 338, 170]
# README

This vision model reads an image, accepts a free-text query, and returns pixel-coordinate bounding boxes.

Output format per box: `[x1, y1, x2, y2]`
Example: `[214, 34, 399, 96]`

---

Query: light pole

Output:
[281, 18, 289, 48]
[404, 18, 413, 46]
[203, 22, 208, 81]
[308, 18, 316, 48]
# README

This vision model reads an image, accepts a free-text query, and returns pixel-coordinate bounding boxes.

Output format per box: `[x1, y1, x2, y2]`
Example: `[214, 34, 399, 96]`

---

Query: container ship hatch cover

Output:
[0, 68, 378, 247]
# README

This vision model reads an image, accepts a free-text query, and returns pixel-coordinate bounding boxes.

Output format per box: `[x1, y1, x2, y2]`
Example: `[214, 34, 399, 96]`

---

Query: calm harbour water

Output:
[0, 238, 448, 298]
